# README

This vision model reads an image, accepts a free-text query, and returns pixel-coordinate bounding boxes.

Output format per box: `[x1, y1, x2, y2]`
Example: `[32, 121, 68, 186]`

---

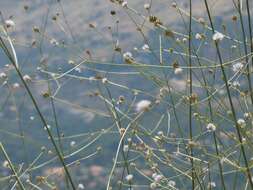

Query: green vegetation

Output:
[1, 0, 253, 189]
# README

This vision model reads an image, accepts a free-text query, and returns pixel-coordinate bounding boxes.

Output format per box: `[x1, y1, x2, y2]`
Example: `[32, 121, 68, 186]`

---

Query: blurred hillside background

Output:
[1, 0, 252, 190]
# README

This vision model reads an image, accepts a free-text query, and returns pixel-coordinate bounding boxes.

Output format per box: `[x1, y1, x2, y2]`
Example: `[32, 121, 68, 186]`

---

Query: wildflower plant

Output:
[0, 0, 253, 190]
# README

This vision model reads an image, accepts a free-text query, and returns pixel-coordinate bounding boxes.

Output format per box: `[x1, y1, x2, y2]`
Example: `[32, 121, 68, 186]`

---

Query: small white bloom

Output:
[44, 125, 51, 130]
[68, 60, 75, 64]
[150, 182, 157, 189]
[171, 2, 177, 8]
[23, 74, 31, 82]
[142, 44, 150, 51]
[30, 116, 35, 120]
[198, 18, 205, 24]
[123, 145, 129, 152]
[2, 160, 9, 168]
[135, 100, 151, 112]
[154, 174, 163, 182]
[232, 81, 240, 87]
[70, 141, 76, 147]
[244, 112, 251, 119]
[122, 1, 128, 7]
[237, 118, 246, 128]
[133, 47, 138, 51]
[182, 38, 187, 43]
[13, 83, 20, 89]
[0, 72, 7, 79]
[74, 67, 82, 73]
[123, 52, 133, 59]
[144, 3, 151, 10]
[78, 183, 85, 189]
[125, 174, 133, 182]
[50, 38, 59, 46]
[157, 131, 164, 136]
[102, 77, 108, 84]
[231, 45, 237, 49]
[208, 181, 216, 188]
[174, 67, 183, 75]
[176, 38, 181, 43]
[195, 33, 202, 40]
[212, 32, 224, 41]
[232, 62, 244, 72]
[5, 19, 15, 28]
[168, 180, 176, 187]
[206, 123, 216, 132]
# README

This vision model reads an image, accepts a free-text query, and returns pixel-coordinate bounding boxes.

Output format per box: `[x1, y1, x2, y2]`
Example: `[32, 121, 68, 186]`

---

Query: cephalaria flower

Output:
[206, 123, 216, 132]
[125, 174, 133, 182]
[212, 32, 224, 41]
[232, 62, 243, 73]
[237, 118, 246, 128]
[135, 100, 151, 112]
[144, 3, 151, 10]
[195, 33, 202, 40]
[5, 19, 15, 28]
[142, 44, 150, 51]
[23, 74, 32, 82]
[174, 67, 183, 75]
[122, 1, 128, 7]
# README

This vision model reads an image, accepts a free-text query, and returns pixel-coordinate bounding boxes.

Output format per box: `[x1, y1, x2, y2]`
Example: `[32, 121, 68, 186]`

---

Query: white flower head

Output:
[142, 44, 150, 51]
[206, 123, 216, 132]
[150, 182, 157, 189]
[44, 124, 51, 130]
[13, 83, 20, 89]
[75, 68, 82, 73]
[171, 2, 177, 8]
[244, 112, 251, 119]
[2, 160, 9, 168]
[135, 100, 151, 112]
[122, 1, 128, 7]
[123, 52, 133, 59]
[174, 67, 183, 75]
[23, 74, 31, 82]
[168, 180, 176, 187]
[154, 174, 163, 182]
[182, 38, 187, 43]
[237, 118, 246, 128]
[123, 51, 134, 63]
[195, 33, 202, 40]
[232, 81, 240, 87]
[176, 38, 181, 43]
[50, 38, 59, 46]
[157, 131, 164, 136]
[208, 182, 216, 188]
[144, 3, 151, 10]
[212, 32, 224, 41]
[78, 183, 85, 189]
[102, 77, 108, 84]
[70, 141, 76, 147]
[0, 72, 7, 79]
[232, 62, 244, 73]
[125, 174, 133, 182]
[123, 145, 129, 152]
[5, 19, 15, 28]
[68, 60, 75, 64]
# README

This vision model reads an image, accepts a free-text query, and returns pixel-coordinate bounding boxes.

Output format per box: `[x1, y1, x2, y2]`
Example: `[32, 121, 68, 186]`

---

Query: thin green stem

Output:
[0, 36, 76, 190]
[203, 1, 253, 189]
[0, 143, 26, 190]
